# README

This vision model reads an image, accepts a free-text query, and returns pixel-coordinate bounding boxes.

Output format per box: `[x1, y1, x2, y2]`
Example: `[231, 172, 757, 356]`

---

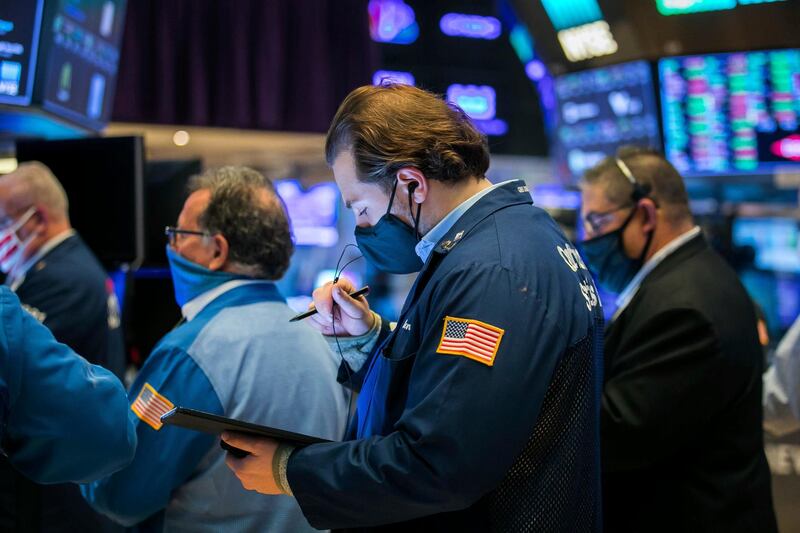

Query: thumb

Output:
[221, 431, 262, 453]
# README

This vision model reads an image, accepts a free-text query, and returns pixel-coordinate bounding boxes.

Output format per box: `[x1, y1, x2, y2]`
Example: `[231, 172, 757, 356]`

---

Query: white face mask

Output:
[0, 207, 37, 274]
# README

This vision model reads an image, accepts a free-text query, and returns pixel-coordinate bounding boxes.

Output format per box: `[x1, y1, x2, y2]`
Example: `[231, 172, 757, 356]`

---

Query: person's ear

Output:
[396, 168, 428, 204]
[208, 234, 229, 271]
[639, 198, 658, 233]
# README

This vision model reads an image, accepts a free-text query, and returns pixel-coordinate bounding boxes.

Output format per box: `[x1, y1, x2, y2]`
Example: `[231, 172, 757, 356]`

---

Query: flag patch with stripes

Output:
[131, 383, 174, 431]
[436, 316, 504, 366]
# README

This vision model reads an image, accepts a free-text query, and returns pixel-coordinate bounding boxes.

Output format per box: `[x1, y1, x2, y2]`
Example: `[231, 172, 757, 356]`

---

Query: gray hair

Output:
[580, 146, 692, 226]
[188, 166, 293, 279]
[5, 162, 70, 220]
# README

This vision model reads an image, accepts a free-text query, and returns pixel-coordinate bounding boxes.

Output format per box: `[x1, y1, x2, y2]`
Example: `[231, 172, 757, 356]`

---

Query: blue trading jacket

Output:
[0, 286, 136, 484]
[83, 282, 350, 532]
[14, 233, 126, 378]
[287, 180, 605, 531]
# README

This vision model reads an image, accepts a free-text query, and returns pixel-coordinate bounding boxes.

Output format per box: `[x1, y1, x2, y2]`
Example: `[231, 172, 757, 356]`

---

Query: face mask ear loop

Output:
[408, 186, 422, 242]
[386, 178, 399, 216]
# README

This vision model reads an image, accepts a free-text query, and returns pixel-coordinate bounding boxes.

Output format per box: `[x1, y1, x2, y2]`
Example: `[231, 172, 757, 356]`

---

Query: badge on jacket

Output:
[436, 316, 504, 366]
[131, 383, 174, 431]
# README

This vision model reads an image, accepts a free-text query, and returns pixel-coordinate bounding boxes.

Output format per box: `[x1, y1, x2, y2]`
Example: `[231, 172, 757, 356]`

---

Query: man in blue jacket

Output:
[223, 84, 604, 531]
[83, 166, 351, 532]
[0, 286, 135, 484]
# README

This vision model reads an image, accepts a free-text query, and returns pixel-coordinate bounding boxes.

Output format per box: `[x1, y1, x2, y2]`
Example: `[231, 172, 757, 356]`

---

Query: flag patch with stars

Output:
[131, 383, 174, 431]
[436, 316, 504, 366]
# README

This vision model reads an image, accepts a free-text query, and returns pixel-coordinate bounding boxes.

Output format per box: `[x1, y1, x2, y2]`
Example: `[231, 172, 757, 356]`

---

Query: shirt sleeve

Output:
[763, 315, 800, 436]
[286, 264, 569, 529]
[81, 343, 224, 527]
[1, 288, 136, 484]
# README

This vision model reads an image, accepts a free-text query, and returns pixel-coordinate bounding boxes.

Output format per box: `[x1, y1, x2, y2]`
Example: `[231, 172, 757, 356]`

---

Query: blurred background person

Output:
[0, 161, 127, 532]
[578, 147, 776, 533]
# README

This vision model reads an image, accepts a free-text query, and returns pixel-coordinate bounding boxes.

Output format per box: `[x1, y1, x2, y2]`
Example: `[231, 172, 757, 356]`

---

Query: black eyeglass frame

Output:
[164, 226, 211, 245]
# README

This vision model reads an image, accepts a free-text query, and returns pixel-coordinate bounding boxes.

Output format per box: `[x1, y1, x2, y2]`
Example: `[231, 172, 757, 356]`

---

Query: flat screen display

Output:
[552, 60, 662, 180]
[660, 49, 800, 176]
[0, 0, 44, 105]
[15, 136, 144, 266]
[39, 0, 127, 130]
[275, 180, 339, 248]
[732, 217, 800, 274]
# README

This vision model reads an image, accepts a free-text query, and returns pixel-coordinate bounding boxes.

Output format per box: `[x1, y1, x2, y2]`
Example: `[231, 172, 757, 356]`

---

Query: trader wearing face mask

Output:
[0, 162, 127, 533]
[223, 84, 604, 532]
[577, 147, 776, 533]
[82, 167, 350, 532]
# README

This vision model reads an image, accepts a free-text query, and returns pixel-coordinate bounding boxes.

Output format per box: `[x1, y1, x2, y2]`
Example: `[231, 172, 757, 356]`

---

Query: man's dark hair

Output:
[188, 166, 293, 280]
[581, 146, 692, 225]
[325, 83, 491, 192]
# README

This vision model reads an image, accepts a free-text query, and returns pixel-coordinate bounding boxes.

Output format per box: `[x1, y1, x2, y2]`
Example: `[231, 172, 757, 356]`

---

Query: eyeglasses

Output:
[164, 226, 210, 246]
[582, 204, 634, 236]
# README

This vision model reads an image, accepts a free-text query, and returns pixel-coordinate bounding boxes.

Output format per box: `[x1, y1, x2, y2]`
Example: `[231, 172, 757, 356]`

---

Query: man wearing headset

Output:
[578, 146, 777, 532]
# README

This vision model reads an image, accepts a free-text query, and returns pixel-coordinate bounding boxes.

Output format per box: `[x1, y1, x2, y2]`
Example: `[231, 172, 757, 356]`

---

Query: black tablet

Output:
[161, 407, 331, 447]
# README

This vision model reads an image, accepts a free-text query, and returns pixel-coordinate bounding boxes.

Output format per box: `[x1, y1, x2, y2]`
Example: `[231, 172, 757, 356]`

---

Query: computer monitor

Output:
[552, 60, 662, 180]
[0, 0, 45, 106]
[732, 217, 800, 274]
[15, 135, 144, 266]
[274, 180, 339, 248]
[659, 48, 800, 177]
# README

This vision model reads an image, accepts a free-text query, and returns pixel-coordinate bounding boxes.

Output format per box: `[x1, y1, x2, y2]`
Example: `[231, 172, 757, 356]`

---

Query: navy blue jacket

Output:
[14, 233, 125, 378]
[288, 180, 604, 531]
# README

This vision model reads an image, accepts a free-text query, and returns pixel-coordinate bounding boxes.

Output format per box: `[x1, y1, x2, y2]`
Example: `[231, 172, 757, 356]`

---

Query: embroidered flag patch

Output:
[436, 316, 504, 366]
[131, 383, 174, 431]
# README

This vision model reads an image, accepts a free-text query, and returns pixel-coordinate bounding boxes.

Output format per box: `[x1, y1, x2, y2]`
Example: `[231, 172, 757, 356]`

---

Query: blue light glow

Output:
[372, 70, 415, 86]
[446, 84, 496, 121]
[368, 0, 419, 45]
[541, 0, 603, 31]
[439, 13, 501, 40]
[473, 118, 509, 136]
[525, 60, 547, 81]
[509, 24, 535, 64]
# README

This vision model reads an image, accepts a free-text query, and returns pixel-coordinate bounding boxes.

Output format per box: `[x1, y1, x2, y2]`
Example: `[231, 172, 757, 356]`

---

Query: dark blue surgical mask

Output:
[579, 207, 653, 295]
[354, 179, 424, 274]
[166, 245, 247, 307]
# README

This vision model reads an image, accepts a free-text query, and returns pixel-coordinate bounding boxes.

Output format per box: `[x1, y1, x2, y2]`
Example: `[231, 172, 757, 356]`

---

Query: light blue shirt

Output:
[414, 180, 511, 264]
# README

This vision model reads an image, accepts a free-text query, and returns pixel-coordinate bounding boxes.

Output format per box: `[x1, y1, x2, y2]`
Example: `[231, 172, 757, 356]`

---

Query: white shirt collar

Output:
[612, 226, 702, 322]
[181, 279, 266, 322]
[9, 229, 77, 291]
[414, 180, 512, 264]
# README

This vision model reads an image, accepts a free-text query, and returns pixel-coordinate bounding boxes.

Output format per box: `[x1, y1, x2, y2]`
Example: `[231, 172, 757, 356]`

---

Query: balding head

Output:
[0, 162, 70, 224]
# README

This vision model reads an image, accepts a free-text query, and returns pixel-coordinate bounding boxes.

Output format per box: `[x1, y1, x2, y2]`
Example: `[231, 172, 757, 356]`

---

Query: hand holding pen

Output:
[296, 279, 375, 337]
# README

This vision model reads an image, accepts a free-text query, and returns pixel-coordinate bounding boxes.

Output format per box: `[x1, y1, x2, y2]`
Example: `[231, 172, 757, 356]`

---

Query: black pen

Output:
[289, 286, 371, 322]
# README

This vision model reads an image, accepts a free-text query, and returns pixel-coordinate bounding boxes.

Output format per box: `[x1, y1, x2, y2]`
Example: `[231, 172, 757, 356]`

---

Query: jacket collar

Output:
[432, 179, 533, 256]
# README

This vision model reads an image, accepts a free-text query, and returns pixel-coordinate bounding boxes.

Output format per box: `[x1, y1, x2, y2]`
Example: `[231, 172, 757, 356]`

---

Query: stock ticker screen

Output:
[660, 49, 800, 176]
[552, 60, 662, 181]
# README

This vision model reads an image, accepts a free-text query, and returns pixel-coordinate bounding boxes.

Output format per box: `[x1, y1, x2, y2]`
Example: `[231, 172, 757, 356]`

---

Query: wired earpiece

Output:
[615, 158, 651, 202]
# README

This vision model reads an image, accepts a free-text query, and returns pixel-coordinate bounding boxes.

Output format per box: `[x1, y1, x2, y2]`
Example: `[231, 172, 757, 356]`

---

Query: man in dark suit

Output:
[578, 147, 777, 532]
[0, 161, 126, 532]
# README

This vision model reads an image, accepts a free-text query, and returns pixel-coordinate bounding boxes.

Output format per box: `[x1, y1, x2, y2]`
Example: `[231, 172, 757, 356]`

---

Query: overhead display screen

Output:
[552, 60, 662, 180]
[0, 0, 44, 105]
[39, 0, 127, 130]
[660, 49, 800, 176]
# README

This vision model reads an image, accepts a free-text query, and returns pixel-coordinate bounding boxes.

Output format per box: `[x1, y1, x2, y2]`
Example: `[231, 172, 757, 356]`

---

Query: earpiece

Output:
[407, 181, 418, 194]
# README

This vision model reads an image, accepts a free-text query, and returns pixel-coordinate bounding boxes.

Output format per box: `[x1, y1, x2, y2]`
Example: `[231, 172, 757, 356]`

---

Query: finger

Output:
[331, 285, 367, 319]
[311, 286, 334, 320]
[221, 431, 264, 453]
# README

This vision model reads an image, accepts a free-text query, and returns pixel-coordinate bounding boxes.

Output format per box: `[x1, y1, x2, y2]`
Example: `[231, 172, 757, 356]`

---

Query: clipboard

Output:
[161, 407, 331, 449]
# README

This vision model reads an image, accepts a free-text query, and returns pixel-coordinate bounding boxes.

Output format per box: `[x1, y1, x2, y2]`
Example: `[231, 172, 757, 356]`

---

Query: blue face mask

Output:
[578, 208, 653, 295]
[166, 245, 247, 307]
[354, 179, 424, 274]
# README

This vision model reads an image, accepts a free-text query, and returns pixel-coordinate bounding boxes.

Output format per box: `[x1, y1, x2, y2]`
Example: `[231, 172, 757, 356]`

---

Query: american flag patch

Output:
[131, 383, 174, 431]
[436, 316, 504, 366]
